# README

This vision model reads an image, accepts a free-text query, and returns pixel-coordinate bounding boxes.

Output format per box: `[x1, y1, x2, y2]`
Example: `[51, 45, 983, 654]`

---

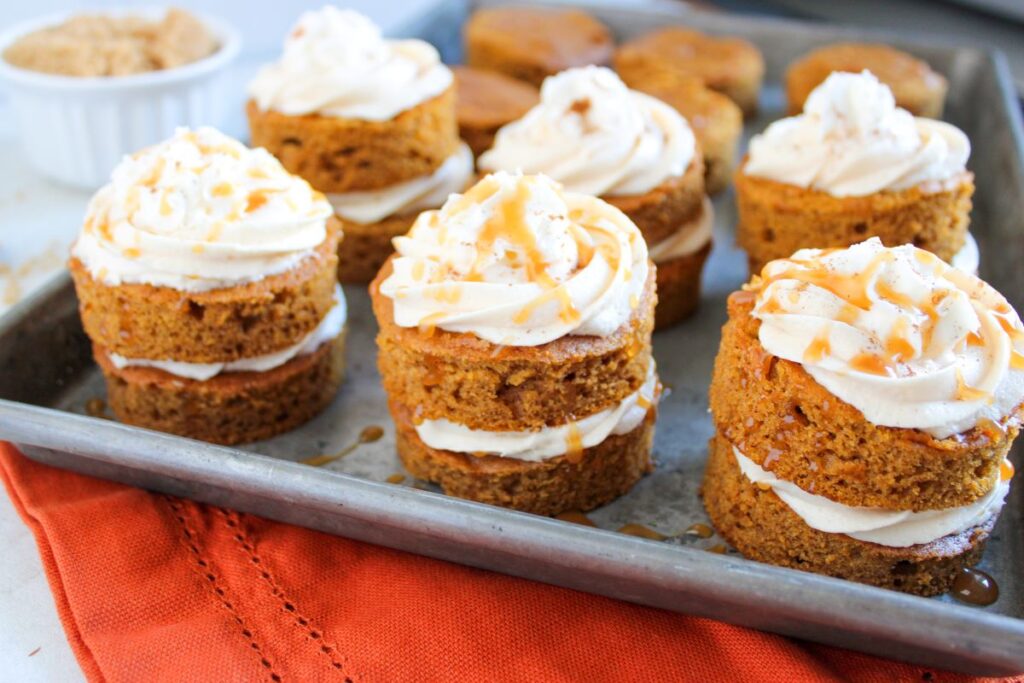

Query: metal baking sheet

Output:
[2, 0, 1024, 675]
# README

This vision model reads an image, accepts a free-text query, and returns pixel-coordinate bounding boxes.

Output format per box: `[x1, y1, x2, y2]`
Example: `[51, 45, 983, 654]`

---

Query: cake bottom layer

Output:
[654, 240, 711, 330]
[391, 400, 655, 516]
[336, 211, 415, 284]
[94, 332, 347, 445]
[702, 431, 994, 596]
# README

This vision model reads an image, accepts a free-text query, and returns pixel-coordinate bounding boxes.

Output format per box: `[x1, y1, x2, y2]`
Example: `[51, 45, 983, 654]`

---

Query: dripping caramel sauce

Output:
[951, 567, 999, 606]
[303, 425, 385, 467]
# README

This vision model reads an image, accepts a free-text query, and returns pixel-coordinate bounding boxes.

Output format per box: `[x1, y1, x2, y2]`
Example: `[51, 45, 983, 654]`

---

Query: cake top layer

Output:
[479, 66, 695, 197]
[748, 238, 1024, 438]
[248, 6, 452, 121]
[379, 171, 649, 347]
[74, 126, 331, 292]
[744, 70, 968, 197]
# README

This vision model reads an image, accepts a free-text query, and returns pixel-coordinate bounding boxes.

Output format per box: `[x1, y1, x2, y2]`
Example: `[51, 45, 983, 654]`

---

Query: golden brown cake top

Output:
[788, 43, 947, 100]
[744, 71, 968, 197]
[2, 9, 218, 77]
[744, 238, 1024, 439]
[479, 66, 696, 198]
[453, 65, 539, 130]
[621, 71, 741, 141]
[465, 7, 613, 73]
[72, 126, 332, 293]
[615, 27, 762, 83]
[248, 7, 452, 120]
[376, 172, 650, 347]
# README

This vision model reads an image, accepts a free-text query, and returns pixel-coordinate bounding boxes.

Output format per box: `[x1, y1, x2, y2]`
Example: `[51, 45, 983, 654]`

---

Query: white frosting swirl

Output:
[248, 7, 452, 121]
[751, 238, 1024, 438]
[327, 144, 474, 224]
[417, 363, 658, 461]
[108, 286, 347, 381]
[74, 127, 331, 292]
[647, 197, 713, 263]
[744, 71, 969, 197]
[733, 445, 1010, 548]
[379, 172, 649, 347]
[478, 66, 695, 197]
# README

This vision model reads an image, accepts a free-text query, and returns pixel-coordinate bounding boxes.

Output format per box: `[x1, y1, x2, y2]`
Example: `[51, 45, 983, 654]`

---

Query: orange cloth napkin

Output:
[0, 442, 1009, 683]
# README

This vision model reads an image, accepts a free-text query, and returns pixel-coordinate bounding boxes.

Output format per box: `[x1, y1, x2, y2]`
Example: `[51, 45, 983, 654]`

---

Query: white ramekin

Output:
[0, 8, 241, 189]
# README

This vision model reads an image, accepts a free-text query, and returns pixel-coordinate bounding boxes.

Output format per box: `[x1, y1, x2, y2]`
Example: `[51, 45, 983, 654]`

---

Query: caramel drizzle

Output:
[564, 423, 584, 464]
[1001, 459, 1015, 482]
[955, 368, 990, 402]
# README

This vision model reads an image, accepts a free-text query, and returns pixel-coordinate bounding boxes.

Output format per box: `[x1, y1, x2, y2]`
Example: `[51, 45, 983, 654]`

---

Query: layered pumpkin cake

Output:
[614, 27, 764, 117]
[736, 71, 975, 274]
[480, 66, 712, 329]
[453, 65, 539, 158]
[70, 127, 346, 445]
[786, 43, 947, 118]
[618, 71, 743, 195]
[464, 6, 614, 87]
[247, 7, 469, 282]
[705, 239, 1020, 595]
[371, 172, 659, 515]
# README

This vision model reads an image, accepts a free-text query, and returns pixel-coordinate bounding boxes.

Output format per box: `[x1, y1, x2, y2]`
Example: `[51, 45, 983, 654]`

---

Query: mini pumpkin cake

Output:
[464, 6, 614, 87]
[247, 7, 467, 283]
[70, 127, 346, 445]
[705, 239, 1020, 595]
[618, 70, 742, 194]
[614, 27, 764, 117]
[479, 66, 711, 329]
[453, 65, 540, 158]
[736, 71, 975, 274]
[786, 43, 948, 118]
[371, 172, 659, 515]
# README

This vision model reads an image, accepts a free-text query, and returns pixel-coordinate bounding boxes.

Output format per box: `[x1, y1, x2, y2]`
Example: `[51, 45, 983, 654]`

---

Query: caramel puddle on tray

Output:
[951, 567, 999, 606]
[84, 397, 110, 420]
[555, 511, 597, 527]
[617, 523, 668, 541]
[385, 473, 406, 484]
[684, 523, 714, 539]
[303, 425, 385, 467]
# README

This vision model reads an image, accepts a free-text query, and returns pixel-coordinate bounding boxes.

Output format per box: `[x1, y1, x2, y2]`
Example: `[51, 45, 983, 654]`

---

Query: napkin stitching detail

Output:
[164, 496, 285, 683]
[218, 508, 356, 681]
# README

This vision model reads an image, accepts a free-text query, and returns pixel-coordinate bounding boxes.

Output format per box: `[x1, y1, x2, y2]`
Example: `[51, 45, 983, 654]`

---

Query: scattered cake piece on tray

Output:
[453, 65, 539, 159]
[614, 26, 764, 117]
[736, 70, 975, 274]
[479, 66, 712, 329]
[247, 7, 470, 283]
[371, 172, 659, 515]
[704, 238, 1020, 595]
[70, 127, 346, 445]
[786, 42, 947, 118]
[464, 6, 613, 87]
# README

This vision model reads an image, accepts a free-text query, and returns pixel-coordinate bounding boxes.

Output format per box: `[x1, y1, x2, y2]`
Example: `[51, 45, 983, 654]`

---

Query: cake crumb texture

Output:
[702, 430, 993, 596]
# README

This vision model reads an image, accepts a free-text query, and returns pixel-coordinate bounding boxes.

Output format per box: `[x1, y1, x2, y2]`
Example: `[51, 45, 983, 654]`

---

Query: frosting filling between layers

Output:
[73, 127, 332, 293]
[731, 444, 1011, 548]
[647, 197, 713, 263]
[248, 7, 452, 120]
[415, 363, 658, 462]
[744, 71, 969, 197]
[952, 232, 979, 275]
[108, 286, 348, 381]
[327, 144, 474, 224]
[751, 238, 1024, 438]
[479, 66, 696, 197]
[379, 172, 650, 347]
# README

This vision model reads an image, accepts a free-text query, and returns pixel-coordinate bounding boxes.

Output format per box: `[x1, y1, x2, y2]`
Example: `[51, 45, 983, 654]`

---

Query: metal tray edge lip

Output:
[4, 397, 1024, 653]
[0, 270, 71, 333]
